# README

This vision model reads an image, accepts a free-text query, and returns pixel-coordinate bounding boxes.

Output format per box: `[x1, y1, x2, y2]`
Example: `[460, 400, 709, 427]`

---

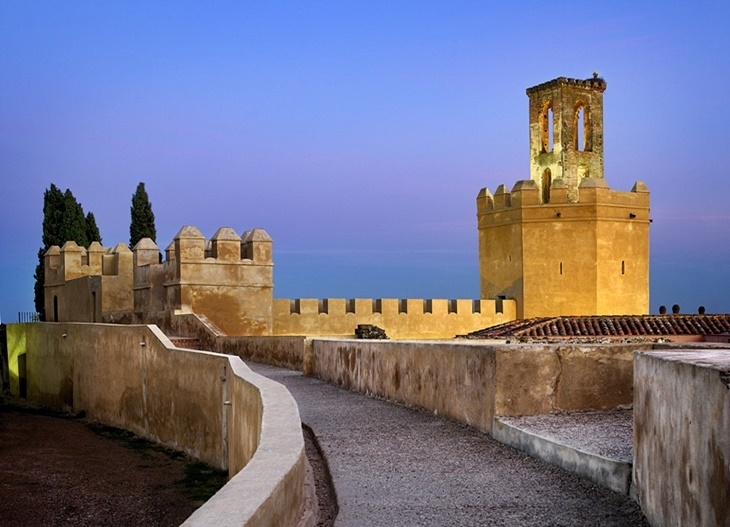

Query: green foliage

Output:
[130, 182, 157, 248]
[85, 212, 102, 245]
[33, 184, 101, 318]
[61, 189, 89, 249]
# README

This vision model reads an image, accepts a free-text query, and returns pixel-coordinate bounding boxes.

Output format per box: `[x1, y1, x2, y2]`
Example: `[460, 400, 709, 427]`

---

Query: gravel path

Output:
[498, 409, 634, 463]
[249, 363, 648, 527]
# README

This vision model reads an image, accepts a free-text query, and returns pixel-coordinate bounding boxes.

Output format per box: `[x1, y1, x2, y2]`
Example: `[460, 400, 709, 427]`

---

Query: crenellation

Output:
[133, 238, 160, 267]
[87, 242, 105, 275]
[242, 228, 273, 264]
[272, 296, 516, 338]
[493, 184, 511, 208]
[211, 227, 241, 261]
[174, 225, 206, 263]
[510, 180, 540, 207]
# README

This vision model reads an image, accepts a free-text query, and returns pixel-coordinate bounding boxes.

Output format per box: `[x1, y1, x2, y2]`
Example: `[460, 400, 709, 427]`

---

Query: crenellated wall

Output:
[477, 177, 650, 319]
[272, 297, 516, 339]
[132, 226, 274, 336]
[44, 241, 133, 323]
[46, 225, 517, 338]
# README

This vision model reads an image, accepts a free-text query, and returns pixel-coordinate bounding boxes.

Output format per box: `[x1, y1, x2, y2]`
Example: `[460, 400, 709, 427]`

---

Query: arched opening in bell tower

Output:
[574, 103, 589, 152]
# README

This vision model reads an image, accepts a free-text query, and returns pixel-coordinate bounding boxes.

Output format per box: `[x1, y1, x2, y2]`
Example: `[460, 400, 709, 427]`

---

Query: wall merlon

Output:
[511, 180, 540, 206]
[133, 237, 160, 267]
[242, 228, 273, 264]
[174, 226, 206, 262]
[210, 227, 241, 261]
[493, 185, 511, 208]
[476, 187, 494, 213]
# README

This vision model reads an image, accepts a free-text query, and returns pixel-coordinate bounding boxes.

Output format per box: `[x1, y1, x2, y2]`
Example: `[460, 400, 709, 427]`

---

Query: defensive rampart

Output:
[6, 323, 306, 527]
[634, 350, 730, 527]
[273, 297, 516, 339]
[46, 226, 515, 339]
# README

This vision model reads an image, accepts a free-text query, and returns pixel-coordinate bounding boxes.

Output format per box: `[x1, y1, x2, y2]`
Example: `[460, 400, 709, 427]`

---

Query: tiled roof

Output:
[464, 315, 730, 339]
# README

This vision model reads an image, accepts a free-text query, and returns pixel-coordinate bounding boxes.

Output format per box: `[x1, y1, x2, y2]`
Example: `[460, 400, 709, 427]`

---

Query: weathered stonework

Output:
[527, 75, 607, 203]
[478, 76, 650, 318]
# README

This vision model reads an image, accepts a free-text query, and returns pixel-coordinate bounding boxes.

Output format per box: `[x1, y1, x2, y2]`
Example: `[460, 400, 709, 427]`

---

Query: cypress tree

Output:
[130, 182, 156, 247]
[85, 212, 102, 245]
[61, 189, 89, 249]
[33, 185, 99, 318]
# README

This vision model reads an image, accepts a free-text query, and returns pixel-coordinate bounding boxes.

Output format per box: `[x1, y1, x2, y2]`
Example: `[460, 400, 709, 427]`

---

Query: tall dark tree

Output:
[85, 212, 102, 245]
[33, 185, 98, 319]
[61, 189, 89, 249]
[130, 182, 156, 248]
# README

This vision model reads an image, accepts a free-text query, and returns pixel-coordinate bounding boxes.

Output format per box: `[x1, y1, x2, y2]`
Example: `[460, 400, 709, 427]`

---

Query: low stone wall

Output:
[6, 322, 306, 527]
[312, 339, 648, 432]
[633, 350, 730, 527]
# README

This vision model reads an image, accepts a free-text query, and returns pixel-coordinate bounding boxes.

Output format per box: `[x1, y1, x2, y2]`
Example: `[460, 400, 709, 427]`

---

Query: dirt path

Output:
[0, 404, 227, 527]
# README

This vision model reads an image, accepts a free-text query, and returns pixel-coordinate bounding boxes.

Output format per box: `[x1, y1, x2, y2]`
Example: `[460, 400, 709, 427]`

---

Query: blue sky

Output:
[1, 1, 729, 320]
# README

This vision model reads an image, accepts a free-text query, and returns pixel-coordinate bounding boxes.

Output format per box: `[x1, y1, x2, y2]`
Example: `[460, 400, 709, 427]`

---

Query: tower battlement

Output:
[477, 178, 650, 215]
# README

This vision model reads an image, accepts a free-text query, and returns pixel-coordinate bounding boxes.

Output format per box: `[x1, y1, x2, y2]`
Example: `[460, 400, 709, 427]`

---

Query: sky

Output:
[1, 1, 729, 320]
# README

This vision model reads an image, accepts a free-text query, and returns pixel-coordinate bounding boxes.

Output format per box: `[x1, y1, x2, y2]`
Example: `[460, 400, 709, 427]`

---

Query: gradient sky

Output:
[1, 1, 729, 321]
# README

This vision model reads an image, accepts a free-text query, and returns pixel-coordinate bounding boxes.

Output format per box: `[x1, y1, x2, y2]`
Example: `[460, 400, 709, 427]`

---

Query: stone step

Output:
[492, 409, 633, 495]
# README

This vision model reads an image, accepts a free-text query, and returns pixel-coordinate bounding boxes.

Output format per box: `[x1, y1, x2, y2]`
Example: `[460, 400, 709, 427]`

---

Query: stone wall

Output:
[634, 350, 730, 527]
[311, 340, 650, 433]
[273, 297, 517, 339]
[6, 322, 306, 527]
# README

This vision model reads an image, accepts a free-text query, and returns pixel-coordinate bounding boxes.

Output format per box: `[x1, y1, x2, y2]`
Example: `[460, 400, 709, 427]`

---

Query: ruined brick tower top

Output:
[527, 74, 607, 203]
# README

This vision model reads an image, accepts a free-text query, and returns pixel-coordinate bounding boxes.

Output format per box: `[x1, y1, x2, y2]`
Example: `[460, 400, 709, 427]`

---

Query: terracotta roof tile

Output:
[464, 314, 730, 339]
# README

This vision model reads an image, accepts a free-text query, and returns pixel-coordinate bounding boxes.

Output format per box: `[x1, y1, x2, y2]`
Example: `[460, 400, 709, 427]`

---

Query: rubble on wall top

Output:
[526, 75, 607, 95]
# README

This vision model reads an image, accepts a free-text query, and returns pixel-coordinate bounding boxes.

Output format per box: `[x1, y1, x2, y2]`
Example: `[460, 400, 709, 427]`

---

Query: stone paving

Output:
[249, 363, 648, 527]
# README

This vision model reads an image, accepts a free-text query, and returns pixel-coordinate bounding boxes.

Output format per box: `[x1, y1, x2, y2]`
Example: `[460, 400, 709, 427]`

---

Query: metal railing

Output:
[17, 312, 41, 323]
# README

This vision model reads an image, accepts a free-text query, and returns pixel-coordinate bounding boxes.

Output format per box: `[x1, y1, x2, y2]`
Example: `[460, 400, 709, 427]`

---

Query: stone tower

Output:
[527, 74, 606, 203]
[477, 75, 650, 319]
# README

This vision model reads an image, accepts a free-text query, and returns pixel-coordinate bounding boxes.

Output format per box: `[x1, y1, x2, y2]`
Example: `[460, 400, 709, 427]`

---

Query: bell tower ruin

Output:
[528, 74, 606, 203]
[477, 75, 650, 319]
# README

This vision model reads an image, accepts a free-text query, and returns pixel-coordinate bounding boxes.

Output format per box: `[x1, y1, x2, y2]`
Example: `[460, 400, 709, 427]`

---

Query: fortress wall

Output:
[312, 340, 654, 433]
[273, 297, 517, 339]
[634, 350, 730, 527]
[6, 322, 306, 527]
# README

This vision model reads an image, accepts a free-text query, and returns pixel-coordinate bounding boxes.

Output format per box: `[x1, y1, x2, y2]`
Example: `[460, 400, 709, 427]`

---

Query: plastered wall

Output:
[634, 350, 730, 527]
[6, 322, 306, 527]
